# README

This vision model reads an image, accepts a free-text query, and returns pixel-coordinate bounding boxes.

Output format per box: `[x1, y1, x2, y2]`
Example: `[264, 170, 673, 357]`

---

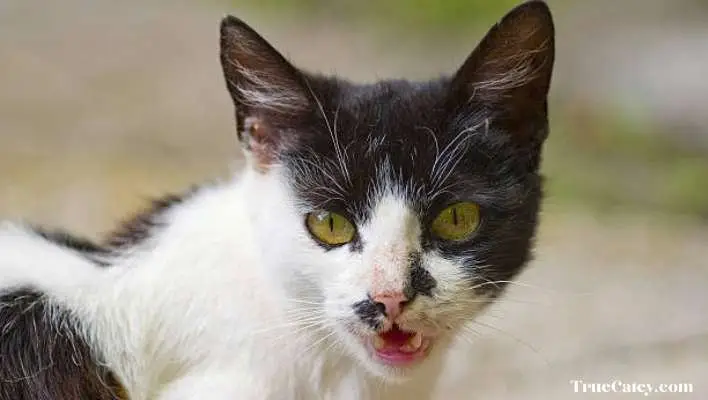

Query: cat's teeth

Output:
[401, 332, 423, 353]
[373, 335, 385, 350]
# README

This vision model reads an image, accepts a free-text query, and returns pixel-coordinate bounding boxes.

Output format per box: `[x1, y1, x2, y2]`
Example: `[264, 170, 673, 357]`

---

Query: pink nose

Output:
[371, 292, 409, 319]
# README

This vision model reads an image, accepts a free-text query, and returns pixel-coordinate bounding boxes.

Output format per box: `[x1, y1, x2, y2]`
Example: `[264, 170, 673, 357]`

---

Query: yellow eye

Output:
[306, 211, 356, 246]
[430, 202, 480, 241]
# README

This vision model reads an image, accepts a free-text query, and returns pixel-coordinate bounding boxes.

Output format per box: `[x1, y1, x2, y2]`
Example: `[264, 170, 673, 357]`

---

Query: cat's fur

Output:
[0, 1, 554, 399]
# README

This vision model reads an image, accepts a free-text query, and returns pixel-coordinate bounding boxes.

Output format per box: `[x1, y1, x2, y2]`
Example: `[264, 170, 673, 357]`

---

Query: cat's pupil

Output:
[328, 216, 334, 232]
[452, 207, 458, 226]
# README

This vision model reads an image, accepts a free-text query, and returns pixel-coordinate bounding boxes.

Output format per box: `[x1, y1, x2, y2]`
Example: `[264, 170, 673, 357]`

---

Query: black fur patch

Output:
[352, 298, 383, 330]
[35, 230, 106, 255]
[407, 253, 436, 298]
[0, 288, 124, 400]
[280, 76, 544, 296]
[34, 229, 111, 266]
[105, 191, 193, 250]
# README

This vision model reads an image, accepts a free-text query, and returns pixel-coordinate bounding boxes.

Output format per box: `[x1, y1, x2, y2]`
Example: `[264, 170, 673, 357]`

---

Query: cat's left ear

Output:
[220, 16, 312, 169]
[450, 1, 555, 144]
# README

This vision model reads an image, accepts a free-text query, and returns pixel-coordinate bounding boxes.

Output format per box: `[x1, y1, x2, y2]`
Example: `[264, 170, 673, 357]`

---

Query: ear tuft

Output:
[219, 16, 313, 172]
[219, 16, 310, 116]
[452, 1, 555, 117]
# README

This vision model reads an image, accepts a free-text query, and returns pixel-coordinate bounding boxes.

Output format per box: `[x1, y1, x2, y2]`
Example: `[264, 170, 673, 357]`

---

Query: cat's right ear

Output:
[220, 16, 311, 169]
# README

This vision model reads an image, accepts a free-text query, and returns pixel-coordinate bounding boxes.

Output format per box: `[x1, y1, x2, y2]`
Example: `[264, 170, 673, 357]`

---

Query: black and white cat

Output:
[0, 1, 554, 399]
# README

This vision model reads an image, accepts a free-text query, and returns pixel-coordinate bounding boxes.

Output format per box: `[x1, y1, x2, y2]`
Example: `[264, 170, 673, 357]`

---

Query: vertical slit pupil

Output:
[329, 215, 334, 232]
[452, 207, 458, 225]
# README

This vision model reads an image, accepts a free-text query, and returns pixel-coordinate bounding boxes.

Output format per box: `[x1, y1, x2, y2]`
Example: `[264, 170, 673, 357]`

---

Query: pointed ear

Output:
[220, 16, 312, 170]
[451, 1, 555, 142]
[220, 16, 310, 116]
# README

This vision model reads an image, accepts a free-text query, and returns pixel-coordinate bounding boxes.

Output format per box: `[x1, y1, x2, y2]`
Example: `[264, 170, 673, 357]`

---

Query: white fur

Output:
[0, 223, 103, 294]
[0, 161, 491, 399]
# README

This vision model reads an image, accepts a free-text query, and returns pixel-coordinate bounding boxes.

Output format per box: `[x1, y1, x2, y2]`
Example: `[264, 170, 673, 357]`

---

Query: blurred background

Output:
[1, 0, 706, 398]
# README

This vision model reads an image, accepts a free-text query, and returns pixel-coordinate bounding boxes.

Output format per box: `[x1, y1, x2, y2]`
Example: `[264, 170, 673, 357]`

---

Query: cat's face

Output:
[220, 1, 554, 380]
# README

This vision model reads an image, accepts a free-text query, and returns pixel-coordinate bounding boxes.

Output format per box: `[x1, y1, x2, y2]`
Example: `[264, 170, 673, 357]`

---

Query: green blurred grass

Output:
[545, 105, 708, 219]
[229, 0, 522, 34]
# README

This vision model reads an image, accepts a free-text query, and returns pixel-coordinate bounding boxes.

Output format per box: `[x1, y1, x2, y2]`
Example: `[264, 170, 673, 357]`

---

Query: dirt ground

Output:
[1, 1, 706, 398]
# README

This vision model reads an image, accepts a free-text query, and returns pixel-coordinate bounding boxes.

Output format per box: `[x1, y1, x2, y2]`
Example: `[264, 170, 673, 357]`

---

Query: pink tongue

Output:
[378, 325, 414, 349]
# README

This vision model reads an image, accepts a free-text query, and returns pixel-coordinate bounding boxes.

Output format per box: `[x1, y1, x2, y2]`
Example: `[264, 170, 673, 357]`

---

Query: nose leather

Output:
[371, 292, 408, 319]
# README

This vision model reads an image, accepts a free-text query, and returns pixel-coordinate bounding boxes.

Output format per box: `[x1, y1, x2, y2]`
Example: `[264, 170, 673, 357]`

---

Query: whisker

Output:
[454, 293, 559, 307]
[266, 320, 331, 344]
[249, 318, 326, 336]
[458, 325, 483, 347]
[283, 299, 324, 306]
[470, 320, 549, 367]
[294, 327, 339, 360]
[468, 278, 595, 298]
[302, 78, 351, 187]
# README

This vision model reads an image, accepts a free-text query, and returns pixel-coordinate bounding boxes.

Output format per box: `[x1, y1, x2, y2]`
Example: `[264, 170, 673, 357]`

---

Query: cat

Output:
[0, 1, 554, 399]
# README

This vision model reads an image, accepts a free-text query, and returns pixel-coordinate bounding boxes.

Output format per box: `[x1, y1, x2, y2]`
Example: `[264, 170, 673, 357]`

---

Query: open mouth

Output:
[368, 324, 431, 367]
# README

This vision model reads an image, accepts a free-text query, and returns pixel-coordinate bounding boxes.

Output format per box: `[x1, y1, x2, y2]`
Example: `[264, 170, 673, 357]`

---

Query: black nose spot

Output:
[407, 253, 437, 297]
[352, 299, 382, 329]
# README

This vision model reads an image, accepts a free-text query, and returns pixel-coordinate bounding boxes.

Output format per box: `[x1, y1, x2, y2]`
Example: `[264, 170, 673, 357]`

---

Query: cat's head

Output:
[220, 1, 554, 380]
